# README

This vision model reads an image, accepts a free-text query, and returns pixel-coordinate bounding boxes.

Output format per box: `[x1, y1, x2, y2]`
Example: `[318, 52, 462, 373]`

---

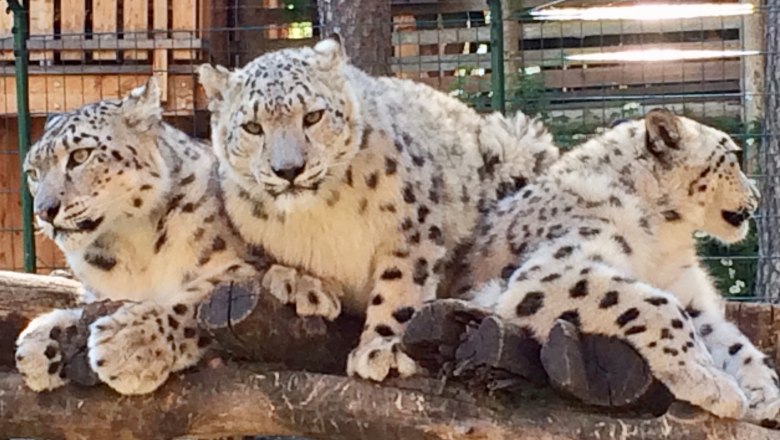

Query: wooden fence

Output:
[0, 0, 757, 270]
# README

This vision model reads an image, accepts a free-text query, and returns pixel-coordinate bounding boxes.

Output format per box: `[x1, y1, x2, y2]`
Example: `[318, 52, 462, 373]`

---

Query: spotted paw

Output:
[87, 302, 204, 395]
[346, 336, 418, 382]
[261, 264, 343, 321]
[15, 309, 81, 392]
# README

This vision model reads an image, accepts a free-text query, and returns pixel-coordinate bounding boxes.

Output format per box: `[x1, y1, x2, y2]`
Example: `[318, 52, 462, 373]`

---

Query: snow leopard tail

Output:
[478, 110, 559, 200]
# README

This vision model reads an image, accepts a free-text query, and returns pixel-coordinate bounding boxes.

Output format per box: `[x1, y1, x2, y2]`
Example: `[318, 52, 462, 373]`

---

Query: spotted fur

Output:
[198, 37, 559, 381]
[458, 109, 780, 424]
[15, 78, 268, 395]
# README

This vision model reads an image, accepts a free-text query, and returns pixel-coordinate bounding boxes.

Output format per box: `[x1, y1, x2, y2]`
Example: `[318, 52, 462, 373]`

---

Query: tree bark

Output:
[1, 366, 777, 440]
[317, 0, 392, 76]
[757, 0, 780, 299]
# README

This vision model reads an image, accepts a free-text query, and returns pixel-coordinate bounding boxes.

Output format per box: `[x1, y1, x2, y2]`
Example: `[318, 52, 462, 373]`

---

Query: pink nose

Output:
[35, 201, 61, 224]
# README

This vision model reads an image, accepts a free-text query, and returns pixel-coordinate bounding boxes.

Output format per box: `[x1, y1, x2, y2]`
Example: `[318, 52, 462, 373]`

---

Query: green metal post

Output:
[8, 0, 36, 272]
[488, 0, 506, 114]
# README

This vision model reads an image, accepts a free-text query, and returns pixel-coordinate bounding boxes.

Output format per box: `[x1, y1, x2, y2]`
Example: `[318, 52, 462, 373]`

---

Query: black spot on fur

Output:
[625, 325, 647, 336]
[381, 268, 403, 280]
[554, 246, 575, 259]
[385, 157, 398, 175]
[516, 292, 544, 317]
[403, 184, 416, 204]
[671, 319, 684, 329]
[616, 308, 640, 327]
[645, 297, 668, 306]
[413, 258, 428, 285]
[612, 235, 633, 254]
[84, 253, 117, 271]
[372, 295, 384, 306]
[392, 307, 415, 324]
[375, 325, 395, 337]
[661, 328, 673, 339]
[700, 324, 713, 336]
[685, 306, 701, 319]
[729, 343, 743, 355]
[541, 273, 561, 282]
[662, 210, 682, 222]
[173, 304, 188, 315]
[428, 226, 443, 245]
[599, 291, 619, 308]
[365, 172, 379, 189]
[569, 280, 589, 298]
[501, 264, 517, 280]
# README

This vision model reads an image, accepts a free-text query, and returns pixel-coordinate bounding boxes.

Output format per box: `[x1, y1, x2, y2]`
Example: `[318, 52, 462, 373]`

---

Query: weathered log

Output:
[0, 365, 777, 440]
[402, 299, 668, 410]
[197, 281, 363, 374]
[0, 270, 81, 370]
[1, 272, 779, 439]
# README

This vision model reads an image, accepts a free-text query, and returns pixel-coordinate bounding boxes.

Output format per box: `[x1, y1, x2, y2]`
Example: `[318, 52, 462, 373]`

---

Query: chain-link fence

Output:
[1, 0, 777, 300]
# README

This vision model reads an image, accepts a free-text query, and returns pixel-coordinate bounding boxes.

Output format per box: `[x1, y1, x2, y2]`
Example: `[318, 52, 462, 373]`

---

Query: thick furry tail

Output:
[478, 110, 559, 200]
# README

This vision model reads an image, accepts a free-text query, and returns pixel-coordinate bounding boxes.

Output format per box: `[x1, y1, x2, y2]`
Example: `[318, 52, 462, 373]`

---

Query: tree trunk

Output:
[317, 0, 392, 76]
[757, 0, 780, 299]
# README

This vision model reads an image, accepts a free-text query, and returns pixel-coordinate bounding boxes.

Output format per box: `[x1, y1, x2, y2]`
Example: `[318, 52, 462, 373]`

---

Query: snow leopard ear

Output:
[644, 108, 681, 160]
[197, 63, 232, 111]
[123, 76, 162, 131]
[313, 34, 347, 70]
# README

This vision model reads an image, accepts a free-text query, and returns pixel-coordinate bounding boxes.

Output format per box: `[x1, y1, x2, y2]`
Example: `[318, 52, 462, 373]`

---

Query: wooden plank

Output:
[0, 38, 202, 51]
[391, 0, 487, 15]
[543, 60, 741, 90]
[93, 0, 118, 60]
[0, 75, 197, 115]
[393, 16, 742, 46]
[28, 0, 54, 61]
[172, 0, 197, 59]
[0, 7, 12, 60]
[153, 0, 169, 102]
[392, 40, 744, 73]
[123, 0, 150, 60]
[60, 0, 86, 60]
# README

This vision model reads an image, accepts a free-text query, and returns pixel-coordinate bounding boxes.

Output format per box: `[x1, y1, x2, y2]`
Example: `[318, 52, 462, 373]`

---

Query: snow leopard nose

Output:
[35, 199, 61, 224]
[272, 164, 305, 183]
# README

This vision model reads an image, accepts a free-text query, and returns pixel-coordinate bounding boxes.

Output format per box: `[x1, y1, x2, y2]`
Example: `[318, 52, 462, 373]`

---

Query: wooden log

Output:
[0, 365, 776, 440]
[1, 272, 780, 439]
[197, 280, 363, 374]
[0, 270, 81, 370]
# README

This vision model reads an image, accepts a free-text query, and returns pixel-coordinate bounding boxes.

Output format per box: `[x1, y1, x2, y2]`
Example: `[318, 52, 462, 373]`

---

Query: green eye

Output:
[242, 122, 264, 136]
[67, 148, 92, 168]
[303, 110, 325, 127]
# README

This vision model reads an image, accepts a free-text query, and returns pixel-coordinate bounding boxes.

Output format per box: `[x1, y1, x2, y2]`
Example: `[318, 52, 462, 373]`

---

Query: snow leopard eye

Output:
[303, 110, 325, 128]
[67, 148, 93, 168]
[242, 122, 264, 136]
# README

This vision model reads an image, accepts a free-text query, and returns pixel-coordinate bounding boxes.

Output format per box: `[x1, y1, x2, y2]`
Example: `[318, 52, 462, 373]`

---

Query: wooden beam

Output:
[60, 0, 86, 61]
[92, 0, 118, 60]
[0, 74, 198, 115]
[0, 7, 12, 60]
[28, 0, 54, 61]
[123, 0, 150, 60]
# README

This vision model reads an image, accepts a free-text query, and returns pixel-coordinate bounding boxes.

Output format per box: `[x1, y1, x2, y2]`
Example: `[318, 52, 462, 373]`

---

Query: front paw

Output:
[87, 302, 201, 395]
[347, 336, 418, 382]
[261, 264, 342, 321]
[15, 309, 81, 392]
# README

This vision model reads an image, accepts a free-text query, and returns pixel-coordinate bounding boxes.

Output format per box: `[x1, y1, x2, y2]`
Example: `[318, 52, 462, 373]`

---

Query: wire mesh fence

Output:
[0, 0, 777, 301]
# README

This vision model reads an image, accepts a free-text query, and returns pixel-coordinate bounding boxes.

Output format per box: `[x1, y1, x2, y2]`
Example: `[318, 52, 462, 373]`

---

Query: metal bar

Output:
[8, 0, 36, 273]
[487, 0, 505, 114]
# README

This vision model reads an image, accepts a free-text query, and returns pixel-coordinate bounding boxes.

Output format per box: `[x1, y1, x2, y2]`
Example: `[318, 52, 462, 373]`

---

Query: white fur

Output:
[462, 111, 777, 424]
[199, 38, 559, 381]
